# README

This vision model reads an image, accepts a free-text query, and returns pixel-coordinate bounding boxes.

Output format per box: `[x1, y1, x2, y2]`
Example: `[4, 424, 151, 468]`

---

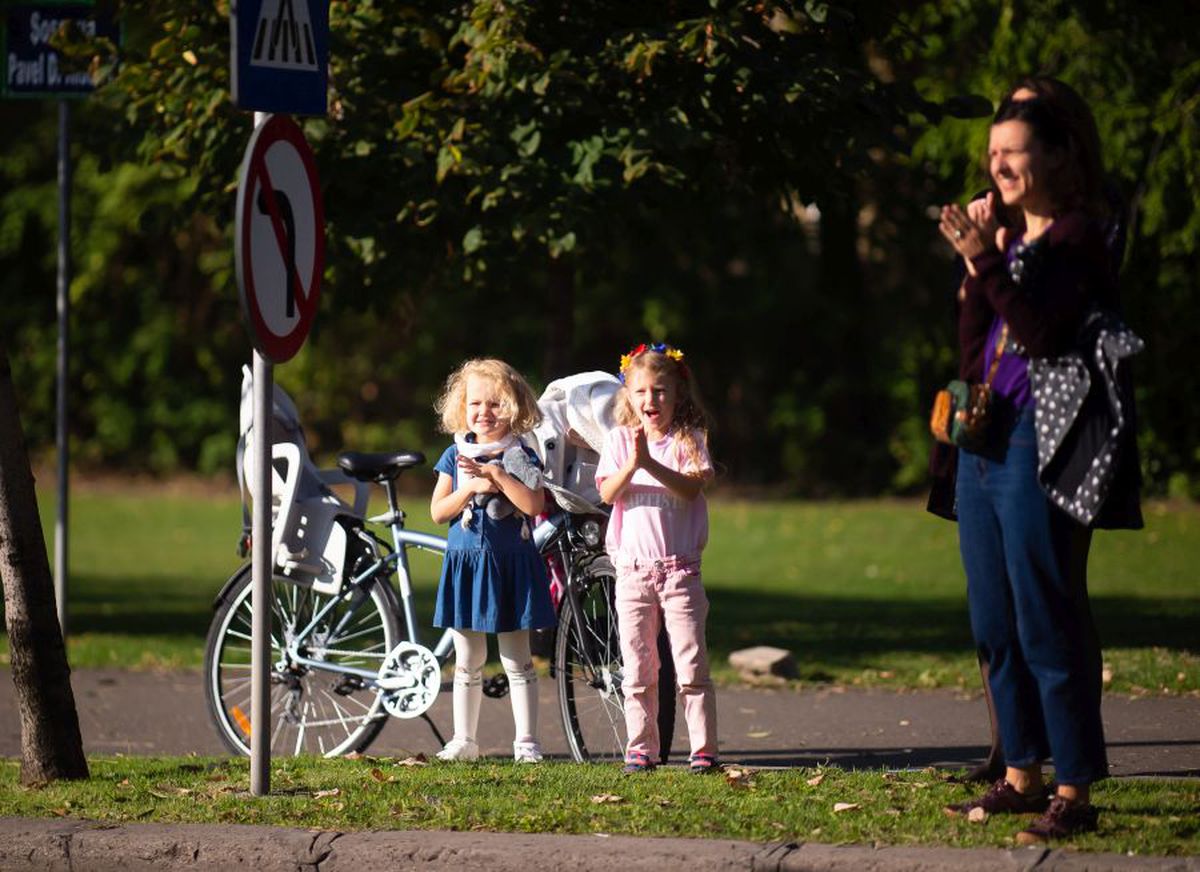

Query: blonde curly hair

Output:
[435, 358, 542, 436]
[614, 347, 711, 471]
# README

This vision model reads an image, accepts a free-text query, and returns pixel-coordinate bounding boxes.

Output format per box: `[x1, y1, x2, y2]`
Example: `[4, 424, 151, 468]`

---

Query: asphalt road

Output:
[3, 669, 1197, 776]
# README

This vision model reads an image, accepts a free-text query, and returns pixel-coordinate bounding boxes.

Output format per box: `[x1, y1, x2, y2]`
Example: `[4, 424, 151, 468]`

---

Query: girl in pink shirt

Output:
[595, 343, 718, 774]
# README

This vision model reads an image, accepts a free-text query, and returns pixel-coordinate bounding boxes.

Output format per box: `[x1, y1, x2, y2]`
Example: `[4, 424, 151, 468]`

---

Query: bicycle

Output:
[203, 448, 640, 762]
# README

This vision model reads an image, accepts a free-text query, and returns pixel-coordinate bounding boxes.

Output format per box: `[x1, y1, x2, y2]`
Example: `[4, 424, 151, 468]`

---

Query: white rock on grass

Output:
[728, 645, 798, 681]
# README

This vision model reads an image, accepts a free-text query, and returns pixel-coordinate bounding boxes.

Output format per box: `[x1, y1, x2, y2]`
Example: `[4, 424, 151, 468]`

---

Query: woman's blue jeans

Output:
[956, 406, 1107, 785]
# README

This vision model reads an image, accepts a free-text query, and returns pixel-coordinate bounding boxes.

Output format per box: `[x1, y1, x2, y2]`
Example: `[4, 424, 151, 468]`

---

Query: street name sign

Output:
[3, 2, 119, 98]
[235, 113, 324, 363]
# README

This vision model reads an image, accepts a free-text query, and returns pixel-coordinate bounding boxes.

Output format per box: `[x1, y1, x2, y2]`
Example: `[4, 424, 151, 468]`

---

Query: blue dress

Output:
[432, 443, 556, 633]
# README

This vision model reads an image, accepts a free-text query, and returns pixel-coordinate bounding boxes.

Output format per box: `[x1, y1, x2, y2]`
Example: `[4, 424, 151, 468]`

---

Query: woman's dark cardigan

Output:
[926, 211, 1143, 529]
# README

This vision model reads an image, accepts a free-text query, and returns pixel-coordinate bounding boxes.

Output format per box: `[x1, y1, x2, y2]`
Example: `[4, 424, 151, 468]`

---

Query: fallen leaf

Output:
[396, 755, 428, 767]
[590, 793, 623, 804]
[833, 802, 860, 813]
[746, 730, 771, 739]
[967, 806, 988, 823]
[345, 751, 365, 760]
[369, 768, 395, 783]
[898, 719, 910, 726]
[806, 774, 825, 787]
[725, 768, 755, 789]
[313, 788, 341, 799]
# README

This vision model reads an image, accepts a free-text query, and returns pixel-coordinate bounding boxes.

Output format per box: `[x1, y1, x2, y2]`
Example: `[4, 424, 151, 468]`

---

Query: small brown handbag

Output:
[930, 324, 1008, 450]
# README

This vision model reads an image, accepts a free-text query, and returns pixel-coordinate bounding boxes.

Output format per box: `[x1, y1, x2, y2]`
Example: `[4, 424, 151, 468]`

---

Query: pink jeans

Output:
[614, 555, 718, 761]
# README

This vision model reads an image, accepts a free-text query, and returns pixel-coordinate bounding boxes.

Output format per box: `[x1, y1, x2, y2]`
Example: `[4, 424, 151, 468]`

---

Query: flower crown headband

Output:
[618, 342, 687, 383]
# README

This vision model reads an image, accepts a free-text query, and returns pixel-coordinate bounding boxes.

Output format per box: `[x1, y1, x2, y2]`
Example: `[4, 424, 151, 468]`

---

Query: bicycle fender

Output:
[212, 564, 252, 609]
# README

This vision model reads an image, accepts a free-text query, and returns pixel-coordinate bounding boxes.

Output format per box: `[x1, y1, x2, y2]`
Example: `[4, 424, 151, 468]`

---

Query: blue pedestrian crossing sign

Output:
[231, 0, 328, 116]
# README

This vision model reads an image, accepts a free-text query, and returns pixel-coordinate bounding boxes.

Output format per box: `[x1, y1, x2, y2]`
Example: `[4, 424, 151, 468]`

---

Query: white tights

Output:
[449, 629, 539, 744]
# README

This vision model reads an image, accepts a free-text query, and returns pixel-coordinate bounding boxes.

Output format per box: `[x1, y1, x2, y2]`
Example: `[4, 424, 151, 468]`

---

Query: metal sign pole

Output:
[250, 350, 272, 795]
[249, 110, 272, 797]
[54, 98, 71, 637]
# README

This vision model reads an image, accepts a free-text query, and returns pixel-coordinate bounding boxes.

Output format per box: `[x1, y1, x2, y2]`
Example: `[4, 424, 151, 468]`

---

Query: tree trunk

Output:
[0, 340, 88, 784]
[543, 257, 575, 379]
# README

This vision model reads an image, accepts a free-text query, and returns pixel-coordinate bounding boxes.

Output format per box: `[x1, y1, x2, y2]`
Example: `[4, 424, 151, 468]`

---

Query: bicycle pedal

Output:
[332, 676, 366, 696]
[482, 673, 509, 699]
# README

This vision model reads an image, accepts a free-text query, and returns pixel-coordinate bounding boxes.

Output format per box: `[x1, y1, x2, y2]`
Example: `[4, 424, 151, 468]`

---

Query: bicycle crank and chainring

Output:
[376, 642, 440, 718]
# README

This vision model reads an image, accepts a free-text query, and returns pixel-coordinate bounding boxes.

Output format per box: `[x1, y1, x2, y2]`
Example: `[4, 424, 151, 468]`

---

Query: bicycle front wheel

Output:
[203, 566, 402, 757]
[555, 563, 627, 762]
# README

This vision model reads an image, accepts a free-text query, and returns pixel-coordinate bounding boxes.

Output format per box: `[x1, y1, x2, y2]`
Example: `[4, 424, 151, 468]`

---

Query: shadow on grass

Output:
[704, 589, 1200, 666]
[15, 574, 1198, 672]
[38, 572, 224, 637]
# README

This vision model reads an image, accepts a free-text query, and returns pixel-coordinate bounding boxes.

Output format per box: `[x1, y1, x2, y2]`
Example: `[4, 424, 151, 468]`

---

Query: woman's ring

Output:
[954, 229, 964, 240]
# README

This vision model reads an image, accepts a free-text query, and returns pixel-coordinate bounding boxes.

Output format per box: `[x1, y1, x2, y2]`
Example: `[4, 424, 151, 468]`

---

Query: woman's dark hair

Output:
[993, 78, 1106, 217]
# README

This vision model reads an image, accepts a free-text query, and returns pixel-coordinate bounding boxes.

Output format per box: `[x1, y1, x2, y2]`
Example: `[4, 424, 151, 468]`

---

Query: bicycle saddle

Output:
[337, 450, 426, 482]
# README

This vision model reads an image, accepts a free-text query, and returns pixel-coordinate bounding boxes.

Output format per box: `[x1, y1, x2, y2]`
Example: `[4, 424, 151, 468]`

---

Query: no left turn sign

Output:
[235, 114, 325, 363]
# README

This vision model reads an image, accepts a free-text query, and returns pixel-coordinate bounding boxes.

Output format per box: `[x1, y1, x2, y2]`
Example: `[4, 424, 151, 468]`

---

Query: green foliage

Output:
[5, 1, 953, 487]
[2, 1, 1197, 496]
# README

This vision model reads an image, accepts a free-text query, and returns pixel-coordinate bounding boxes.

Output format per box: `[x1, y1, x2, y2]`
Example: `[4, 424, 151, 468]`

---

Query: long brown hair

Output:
[614, 346, 711, 471]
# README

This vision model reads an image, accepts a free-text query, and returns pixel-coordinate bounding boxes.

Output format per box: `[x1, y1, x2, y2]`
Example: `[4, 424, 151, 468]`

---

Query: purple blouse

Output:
[982, 242, 1034, 408]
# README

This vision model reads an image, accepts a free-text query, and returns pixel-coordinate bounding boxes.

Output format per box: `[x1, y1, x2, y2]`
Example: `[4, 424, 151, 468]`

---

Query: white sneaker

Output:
[513, 740, 543, 764]
[436, 738, 479, 762]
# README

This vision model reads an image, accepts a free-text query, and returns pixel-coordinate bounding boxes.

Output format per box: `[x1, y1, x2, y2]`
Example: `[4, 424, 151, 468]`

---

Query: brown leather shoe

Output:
[944, 777, 1051, 817]
[1015, 796, 1099, 844]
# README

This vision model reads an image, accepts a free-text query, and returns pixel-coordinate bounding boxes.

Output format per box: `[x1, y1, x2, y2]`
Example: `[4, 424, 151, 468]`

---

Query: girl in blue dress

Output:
[430, 358, 556, 762]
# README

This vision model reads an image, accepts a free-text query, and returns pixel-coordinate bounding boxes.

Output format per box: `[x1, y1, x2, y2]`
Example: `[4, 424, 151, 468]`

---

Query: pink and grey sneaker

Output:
[622, 752, 655, 774]
[689, 754, 719, 774]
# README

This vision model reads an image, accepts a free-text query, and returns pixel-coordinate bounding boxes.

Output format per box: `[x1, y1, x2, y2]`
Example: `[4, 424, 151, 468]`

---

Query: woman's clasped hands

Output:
[939, 191, 1010, 269]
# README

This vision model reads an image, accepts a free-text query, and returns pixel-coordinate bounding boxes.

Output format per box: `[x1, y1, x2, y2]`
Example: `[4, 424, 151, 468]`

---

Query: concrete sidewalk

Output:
[3, 669, 1198, 777]
[1, 816, 1197, 871]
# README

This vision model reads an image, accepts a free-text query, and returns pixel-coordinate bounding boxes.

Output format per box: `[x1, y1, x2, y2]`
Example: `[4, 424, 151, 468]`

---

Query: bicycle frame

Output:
[280, 508, 455, 691]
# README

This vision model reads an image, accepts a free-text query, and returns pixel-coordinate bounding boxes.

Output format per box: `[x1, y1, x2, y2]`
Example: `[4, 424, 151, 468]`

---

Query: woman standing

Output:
[929, 76, 1132, 786]
[936, 92, 1142, 843]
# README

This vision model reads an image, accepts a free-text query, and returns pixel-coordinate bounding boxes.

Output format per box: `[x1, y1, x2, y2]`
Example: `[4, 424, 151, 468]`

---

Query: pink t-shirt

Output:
[595, 426, 712, 561]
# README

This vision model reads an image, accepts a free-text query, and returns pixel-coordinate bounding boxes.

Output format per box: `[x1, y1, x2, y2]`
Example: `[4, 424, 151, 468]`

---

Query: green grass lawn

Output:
[0, 756, 1197, 856]
[1, 486, 1197, 694]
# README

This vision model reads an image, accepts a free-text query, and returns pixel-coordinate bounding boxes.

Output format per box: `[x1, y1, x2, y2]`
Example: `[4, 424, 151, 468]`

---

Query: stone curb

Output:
[1, 817, 1196, 872]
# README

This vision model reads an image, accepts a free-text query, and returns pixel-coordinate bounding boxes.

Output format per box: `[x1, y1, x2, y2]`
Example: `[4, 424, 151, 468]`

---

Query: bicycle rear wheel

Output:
[203, 565, 402, 757]
[555, 563, 627, 762]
